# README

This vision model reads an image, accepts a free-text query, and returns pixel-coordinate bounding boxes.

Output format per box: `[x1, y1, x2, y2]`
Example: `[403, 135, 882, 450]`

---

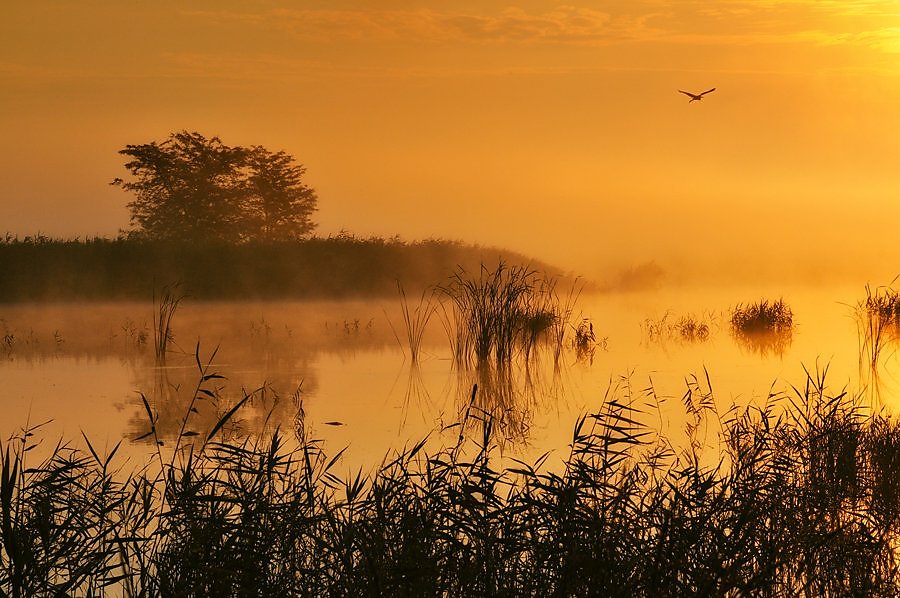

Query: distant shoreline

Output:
[0, 235, 574, 303]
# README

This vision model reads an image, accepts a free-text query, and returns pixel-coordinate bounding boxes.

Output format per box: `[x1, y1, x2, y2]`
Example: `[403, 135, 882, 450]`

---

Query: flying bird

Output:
[678, 88, 716, 102]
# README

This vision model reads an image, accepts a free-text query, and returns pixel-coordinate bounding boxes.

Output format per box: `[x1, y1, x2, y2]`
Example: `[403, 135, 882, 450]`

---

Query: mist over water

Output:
[1, 278, 882, 472]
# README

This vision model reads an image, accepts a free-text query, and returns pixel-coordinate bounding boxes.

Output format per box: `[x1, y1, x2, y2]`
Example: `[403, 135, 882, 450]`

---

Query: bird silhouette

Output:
[678, 88, 716, 102]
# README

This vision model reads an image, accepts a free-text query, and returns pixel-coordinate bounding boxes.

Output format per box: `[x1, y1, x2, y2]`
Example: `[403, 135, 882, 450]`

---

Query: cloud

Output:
[182, 6, 645, 45]
[180, 2, 900, 54]
[824, 27, 900, 53]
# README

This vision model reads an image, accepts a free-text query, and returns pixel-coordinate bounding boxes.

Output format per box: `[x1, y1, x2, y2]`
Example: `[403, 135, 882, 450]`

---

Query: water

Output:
[0, 283, 884, 472]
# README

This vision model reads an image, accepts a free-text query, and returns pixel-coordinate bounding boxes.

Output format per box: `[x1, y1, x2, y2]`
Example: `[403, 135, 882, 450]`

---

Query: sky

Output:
[3, 1, 900, 284]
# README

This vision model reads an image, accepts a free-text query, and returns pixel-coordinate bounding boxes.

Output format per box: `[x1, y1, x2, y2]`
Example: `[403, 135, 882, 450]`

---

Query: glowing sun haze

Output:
[3, 1, 900, 282]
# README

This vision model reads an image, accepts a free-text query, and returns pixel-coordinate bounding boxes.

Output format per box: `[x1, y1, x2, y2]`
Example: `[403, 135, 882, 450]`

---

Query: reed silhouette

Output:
[3, 364, 900, 595]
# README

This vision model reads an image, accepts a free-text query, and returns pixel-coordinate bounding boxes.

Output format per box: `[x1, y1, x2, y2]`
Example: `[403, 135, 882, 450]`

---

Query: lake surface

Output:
[0, 282, 890, 472]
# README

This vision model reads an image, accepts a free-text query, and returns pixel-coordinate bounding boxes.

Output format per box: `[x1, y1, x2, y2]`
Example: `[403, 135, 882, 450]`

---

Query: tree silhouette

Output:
[112, 131, 317, 242]
[245, 146, 317, 241]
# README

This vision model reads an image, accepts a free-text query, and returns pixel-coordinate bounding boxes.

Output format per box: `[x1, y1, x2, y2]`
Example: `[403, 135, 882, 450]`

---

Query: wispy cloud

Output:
[181, 2, 900, 54]
[157, 51, 677, 82]
[182, 6, 655, 45]
[824, 27, 900, 52]
[8, 2, 899, 85]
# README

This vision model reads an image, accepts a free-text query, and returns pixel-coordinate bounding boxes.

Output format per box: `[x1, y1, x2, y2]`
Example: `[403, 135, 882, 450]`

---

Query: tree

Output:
[244, 146, 318, 241]
[112, 131, 317, 242]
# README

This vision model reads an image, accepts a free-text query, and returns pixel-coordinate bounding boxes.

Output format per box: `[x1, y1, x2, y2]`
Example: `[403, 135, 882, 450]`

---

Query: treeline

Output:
[0, 234, 566, 302]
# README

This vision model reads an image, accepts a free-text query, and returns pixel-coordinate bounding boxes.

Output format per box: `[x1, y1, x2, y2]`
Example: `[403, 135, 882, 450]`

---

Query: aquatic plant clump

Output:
[573, 318, 596, 351]
[730, 298, 793, 335]
[674, 315, 710, 341]
[438, 262, 569, 368]
[642, 312, 716, 344]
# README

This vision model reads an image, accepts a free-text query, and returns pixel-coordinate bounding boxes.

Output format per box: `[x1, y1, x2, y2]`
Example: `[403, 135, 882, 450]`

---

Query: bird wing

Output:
[699, 87, 716, 96]
[678, 90, 696, 98]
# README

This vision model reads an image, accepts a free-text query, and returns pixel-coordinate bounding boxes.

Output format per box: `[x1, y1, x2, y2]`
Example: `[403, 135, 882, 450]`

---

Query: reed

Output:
[730, 299, 794, 356]
[855, 283, 900, 403]
[572, 317, 607, 363]
[5, 366, 900, 595]
[674, 314, 711, 342]
[549, 279, 583, 365]
[437, 261, 562, 369]
[641, 311, 716, 344]
[730, 298, 793, 335]
[152, 284, 182, 365]
[387, 282, 436, 364]
[572, 318, 596, 351]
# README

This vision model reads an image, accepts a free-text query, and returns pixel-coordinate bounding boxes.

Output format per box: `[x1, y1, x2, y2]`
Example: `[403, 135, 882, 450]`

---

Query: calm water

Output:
[0, 283, 886, 472]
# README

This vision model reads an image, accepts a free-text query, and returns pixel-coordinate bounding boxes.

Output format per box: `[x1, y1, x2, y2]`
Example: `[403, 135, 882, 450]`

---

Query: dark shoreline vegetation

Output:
[4, 364, 900, 595]
[0, 235, 569, 303]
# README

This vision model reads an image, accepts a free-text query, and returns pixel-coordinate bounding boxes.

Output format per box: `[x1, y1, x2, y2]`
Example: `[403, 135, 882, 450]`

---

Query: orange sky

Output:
[3, 1, 900, 282]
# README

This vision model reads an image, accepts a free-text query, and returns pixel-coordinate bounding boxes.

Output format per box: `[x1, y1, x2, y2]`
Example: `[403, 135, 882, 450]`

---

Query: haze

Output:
[3, 0, 900, 284]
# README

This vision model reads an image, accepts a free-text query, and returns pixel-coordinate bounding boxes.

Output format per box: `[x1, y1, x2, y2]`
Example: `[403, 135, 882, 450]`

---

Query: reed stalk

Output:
[152, 284, 183, 365]
[855, 282, 900, 404]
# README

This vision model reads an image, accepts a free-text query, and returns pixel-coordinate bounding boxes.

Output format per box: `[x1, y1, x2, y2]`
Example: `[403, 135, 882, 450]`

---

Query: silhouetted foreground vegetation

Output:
[0, 235, 562, 302]
[3, 366, 900, 596]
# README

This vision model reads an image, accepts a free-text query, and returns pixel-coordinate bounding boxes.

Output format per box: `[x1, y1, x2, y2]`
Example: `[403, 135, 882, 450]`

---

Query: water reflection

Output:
[0, 283, 883, 471]
[730, 329, 794, 358]
[397, 361, 435, 431]
[128, 345, 314, 444]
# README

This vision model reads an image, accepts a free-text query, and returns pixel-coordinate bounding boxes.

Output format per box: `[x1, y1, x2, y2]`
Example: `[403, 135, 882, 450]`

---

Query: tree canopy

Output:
[112, 131, 317, 242]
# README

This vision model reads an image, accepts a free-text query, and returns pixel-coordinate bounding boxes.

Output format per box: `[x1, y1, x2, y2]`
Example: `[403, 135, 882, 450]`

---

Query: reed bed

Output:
[4, 365, 900, 596]
[0, 235, 567, 303]
[730, 298, 793, 335]
[730, 299, 794, 356]
[437, 262, 568, 369]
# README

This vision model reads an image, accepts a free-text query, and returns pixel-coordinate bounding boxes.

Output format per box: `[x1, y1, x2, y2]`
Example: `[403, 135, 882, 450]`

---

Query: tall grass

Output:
[388, 283, 438, 429]
[855, 283, 900, 404]
[549, 279, 584, 366]
[437, 262, 565, 369]
[5, 364, 900, 595]
[572, 318, 597, 362]
[152, 284, 182, 365]
[386, 282, 435, 364]
[731, 298, 793, 334]
[730, 298, 794, 356]
[642, 311, 716, 344]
